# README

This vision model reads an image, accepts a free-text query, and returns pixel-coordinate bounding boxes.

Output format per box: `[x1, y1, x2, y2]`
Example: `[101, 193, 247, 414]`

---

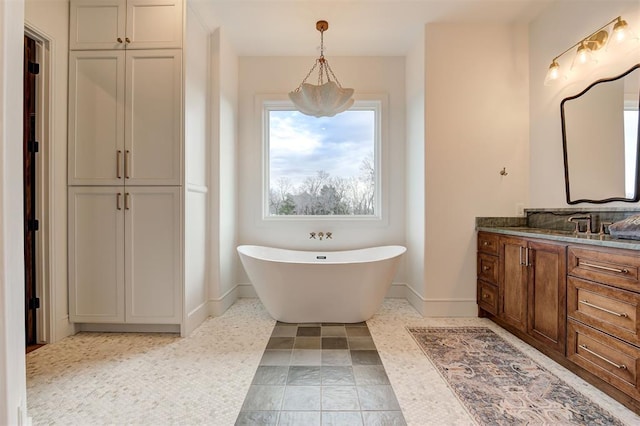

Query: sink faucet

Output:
[568, 214, 593, 234]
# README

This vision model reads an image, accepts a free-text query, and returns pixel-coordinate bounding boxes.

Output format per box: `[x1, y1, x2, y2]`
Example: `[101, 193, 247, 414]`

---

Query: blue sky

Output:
[269, 109, 375, 189]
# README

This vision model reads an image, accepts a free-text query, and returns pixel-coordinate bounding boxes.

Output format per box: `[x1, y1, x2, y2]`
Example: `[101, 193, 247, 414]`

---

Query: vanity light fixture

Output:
[288, 20, 354, 117]
[544, 16, 638, 86]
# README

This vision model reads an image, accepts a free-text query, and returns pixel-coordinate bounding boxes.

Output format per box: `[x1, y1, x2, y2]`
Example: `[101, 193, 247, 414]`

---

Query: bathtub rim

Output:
[236, 244, 406, 265]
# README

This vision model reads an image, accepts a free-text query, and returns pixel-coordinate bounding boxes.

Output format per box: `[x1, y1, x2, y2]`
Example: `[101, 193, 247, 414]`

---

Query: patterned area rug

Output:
[407, 326, 624, 425]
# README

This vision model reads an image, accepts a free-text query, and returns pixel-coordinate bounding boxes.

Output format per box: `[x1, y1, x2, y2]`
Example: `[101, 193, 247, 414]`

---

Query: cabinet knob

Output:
[125, 37, 131, 43]
[117, 37, 123, 43]
[482, 241, 489, 246]
[483, 265, 491, 271]
[483, 294, 490, 299]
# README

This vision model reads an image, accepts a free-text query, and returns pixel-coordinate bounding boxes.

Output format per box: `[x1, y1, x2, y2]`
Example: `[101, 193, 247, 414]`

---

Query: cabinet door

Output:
[70, 0, 127, 50]
[527, 240, 567, 354]
[125, 187, 182, 323]
[126, 0, 183, 49]
[68, 187, 125, 323]
[68, 51, 125, 185]
[125, 50, 182, 185]
[499, 236, 528, 332]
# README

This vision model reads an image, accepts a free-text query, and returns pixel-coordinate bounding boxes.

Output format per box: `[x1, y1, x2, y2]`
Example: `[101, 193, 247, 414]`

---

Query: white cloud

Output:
[269, 115, 321, 155]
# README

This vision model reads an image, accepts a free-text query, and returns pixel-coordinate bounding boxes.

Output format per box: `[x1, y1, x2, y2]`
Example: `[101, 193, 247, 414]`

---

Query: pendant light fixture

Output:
[288, 20, 354, 117]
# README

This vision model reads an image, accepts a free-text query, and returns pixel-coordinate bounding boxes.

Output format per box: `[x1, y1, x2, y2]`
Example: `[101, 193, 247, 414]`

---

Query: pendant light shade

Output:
[288, 20, 354, 117]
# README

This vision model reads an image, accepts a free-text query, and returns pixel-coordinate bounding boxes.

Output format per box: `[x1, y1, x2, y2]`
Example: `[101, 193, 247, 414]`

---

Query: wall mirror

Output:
[561, 64, 640, 204]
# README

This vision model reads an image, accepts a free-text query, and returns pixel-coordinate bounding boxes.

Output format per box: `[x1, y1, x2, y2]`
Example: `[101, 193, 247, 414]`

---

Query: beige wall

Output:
[236, 56, 406, 294]
[420, 23, 530, 315]
[405, 33, 426, 309]
[529, 0, 640, 207]
[209, 27, 239, 313]
[184, 3, 210, 333]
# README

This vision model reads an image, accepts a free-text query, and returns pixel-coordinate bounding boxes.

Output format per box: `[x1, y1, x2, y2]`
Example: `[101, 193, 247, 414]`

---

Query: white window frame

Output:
[259, 94, 387, 222]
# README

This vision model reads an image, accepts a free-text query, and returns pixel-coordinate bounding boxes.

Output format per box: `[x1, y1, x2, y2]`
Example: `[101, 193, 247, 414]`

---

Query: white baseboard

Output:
[405, 284, 477, 317]
[237, 282, 257, 298]
[183, 300, 210, 336]
[386, 282, 407, 298]
[55, 315, 77, 342]
[208, 285, 239, 316]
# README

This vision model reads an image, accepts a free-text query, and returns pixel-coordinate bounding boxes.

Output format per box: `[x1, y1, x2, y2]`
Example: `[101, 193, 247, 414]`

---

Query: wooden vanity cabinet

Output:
[496, 235, 566, 353]
[566, 245, 640, 403]
[478, 230, 640, 413]
[477, 232, 567, 355]
[477, 232, 499, 315]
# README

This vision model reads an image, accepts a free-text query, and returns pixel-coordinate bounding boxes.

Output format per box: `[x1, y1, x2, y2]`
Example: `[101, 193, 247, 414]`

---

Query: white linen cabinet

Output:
[68, 187, 181, 324]
[69, 0, 182, 50]
[67, 0, 184, 330]
[68, 49, 182, 186]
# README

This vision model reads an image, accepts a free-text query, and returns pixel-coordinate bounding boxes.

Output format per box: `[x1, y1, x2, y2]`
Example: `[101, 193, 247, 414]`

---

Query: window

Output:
[263, 99, 381, 218]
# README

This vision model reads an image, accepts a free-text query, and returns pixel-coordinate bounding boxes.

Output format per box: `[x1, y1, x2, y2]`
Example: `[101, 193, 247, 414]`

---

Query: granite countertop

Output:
[476, 225, 640, 251]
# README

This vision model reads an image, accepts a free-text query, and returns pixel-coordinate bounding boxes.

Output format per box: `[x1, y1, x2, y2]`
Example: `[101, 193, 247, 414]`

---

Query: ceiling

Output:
[189, 0, 556, 56]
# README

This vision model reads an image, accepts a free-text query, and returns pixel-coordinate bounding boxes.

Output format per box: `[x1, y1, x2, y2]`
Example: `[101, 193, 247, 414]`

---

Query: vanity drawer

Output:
[568, 246, 640, 292]
[477, 253, 499, 285]
[568, 320, 640, 400]
[477, 280, 498, 315]
[568, 276, 640, 346]
[478, 232, 499, 256]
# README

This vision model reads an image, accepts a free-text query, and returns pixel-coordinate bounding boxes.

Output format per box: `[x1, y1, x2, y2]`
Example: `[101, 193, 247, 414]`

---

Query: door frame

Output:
[24, 24, 53, 344]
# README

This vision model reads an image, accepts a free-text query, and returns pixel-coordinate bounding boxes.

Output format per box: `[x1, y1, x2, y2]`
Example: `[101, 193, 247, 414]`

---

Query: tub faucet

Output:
[568, 214, 592, 234]
[326, 232, 332, 239]
[309, 232, 316, 239]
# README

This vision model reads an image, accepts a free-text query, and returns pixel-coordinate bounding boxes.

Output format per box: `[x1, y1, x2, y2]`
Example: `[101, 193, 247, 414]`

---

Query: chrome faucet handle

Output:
[318, 232, 324, 240]
[309, 232, 316, 239]
[326, 232, 332, 239]
[568, 214, 592, 234]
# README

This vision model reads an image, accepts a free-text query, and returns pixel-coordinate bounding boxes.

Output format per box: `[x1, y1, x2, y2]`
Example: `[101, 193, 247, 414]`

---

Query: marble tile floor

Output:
[236, 322, 405, 425]
[26, 298, 640, 425]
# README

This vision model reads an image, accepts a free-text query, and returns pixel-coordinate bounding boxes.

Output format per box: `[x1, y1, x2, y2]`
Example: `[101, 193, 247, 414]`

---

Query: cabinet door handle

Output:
[117, 37, 123, 43]
[125, 37, 131, 43]
[124, 192, 130, 210]
[579, 344, 627, 370]
[117, 150, 122, 178]
[579, 300, 629, 318]
[125, 150, 130, 179]
[117, 192, 122, 210]
[519, 246, 523, 266]
[579, 261, 629, 274]
[525, 247, 530, 267]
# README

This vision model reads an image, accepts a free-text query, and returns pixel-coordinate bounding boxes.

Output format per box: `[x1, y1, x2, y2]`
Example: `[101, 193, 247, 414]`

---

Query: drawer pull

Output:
[483, 293, 490, 299]
[579, 261, 629, 274]
[579, 344, 627, 370]
[579, 300, 629, 318]
[482, 241, 489, 246]
[483, 265, 491, 271]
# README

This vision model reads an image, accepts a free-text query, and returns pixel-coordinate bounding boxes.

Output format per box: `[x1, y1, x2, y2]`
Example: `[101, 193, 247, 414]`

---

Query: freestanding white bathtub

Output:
[237, 245, 406, 323]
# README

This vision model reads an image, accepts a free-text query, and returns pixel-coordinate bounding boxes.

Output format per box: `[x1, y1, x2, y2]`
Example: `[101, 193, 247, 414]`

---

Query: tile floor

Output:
[236, 322, 405, 425]
[25, 298, 640, 425]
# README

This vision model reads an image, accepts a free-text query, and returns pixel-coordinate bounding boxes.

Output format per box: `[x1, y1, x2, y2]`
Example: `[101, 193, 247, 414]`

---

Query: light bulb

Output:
[544, 60, 560, 86]
[576, 42, 592, 64]
[613, 17, 629, 42]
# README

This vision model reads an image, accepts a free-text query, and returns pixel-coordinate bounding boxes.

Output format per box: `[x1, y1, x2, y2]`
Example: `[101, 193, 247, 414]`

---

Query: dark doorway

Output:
[24, 35, 40, 349]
